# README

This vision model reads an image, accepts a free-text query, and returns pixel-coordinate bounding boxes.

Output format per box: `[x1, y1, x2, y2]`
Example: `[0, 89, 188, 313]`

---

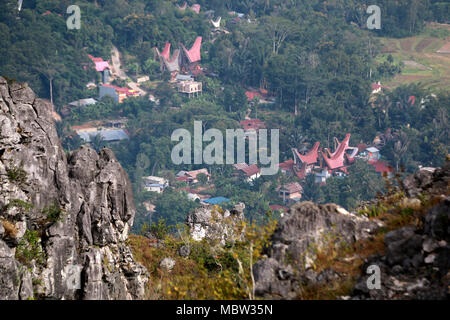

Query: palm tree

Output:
[393, 131, 410, 171]
[374, 94, 392, 128]
[34, 59, 64, 105]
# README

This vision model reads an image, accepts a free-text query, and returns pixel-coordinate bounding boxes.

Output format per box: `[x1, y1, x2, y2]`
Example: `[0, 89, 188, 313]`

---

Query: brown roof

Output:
[269, 205, 289, 212]
[186, 168, 210, 179]
[242, 164, 260, 177]
[279, 159, 294, 171]
[277, 182, 303, 194]
[233, 163, 260, 177]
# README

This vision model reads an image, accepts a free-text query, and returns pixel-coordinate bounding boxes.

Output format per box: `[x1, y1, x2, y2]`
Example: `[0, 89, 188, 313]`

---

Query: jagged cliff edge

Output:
[0, 77, 148, 300]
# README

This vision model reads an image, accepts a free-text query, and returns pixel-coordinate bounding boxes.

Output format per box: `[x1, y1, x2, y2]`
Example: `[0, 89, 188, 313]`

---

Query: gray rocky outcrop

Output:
[0, 77, 148, 300]
[351, 161, 449, 300]
[253, 202, 380, 299]
[186, 202, 246, 245]
[160, 258, 176, 271]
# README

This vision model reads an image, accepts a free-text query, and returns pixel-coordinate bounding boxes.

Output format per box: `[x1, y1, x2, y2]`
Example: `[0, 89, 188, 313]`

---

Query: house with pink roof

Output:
[88, 54, 111, 83]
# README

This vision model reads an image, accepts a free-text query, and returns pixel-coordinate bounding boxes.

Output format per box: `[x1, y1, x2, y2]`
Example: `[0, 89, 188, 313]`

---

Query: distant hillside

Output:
[376, 23, 450, 91]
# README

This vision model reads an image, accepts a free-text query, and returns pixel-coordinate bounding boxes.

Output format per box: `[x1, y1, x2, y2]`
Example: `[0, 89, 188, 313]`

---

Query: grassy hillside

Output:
[376, 23, 450, 91]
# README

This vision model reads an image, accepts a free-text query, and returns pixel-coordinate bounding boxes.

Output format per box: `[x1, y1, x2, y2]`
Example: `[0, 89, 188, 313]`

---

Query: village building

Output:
[279, 159, 295, 176]
[232, 163, 261, 182]
[282, 132, 393, 185]
[177, 187, 211, 202]
[102, 118, 128, 129]
[365, 147, 381, 162]
[155, 36, 203, 78]
[143, 176, 169, 194]
[210, 16, 231, 37]
[211, 16, 221, 28]
[176, 168, 210, 185]
[68, 98, 97, 108]
[179, 36, 203, 75]
[187, 193, 201, 202]
[88, 54, 111, 83]
[76, 128, 129, 143]
[86, 82, 97, 89]
[277, 182, 303, 204]
[314, 169, 332, 184]
[292, 142, 321, 179]
[269, 204, 289, 217]
[321, 134, 358, 171]
[371, 82, 390, 95]
[62, 98, 97, 117]
[203, 197, 230, 205]
[155, 42, 181, 76]
[190, 4, 201, 14]
[371, 81, 382, 94]
[175, 74, 194, 82]
[177, 80, 202, 98]
[176, 2, 201, 13]
[99, 84, 140, 103]
[137, 76, 149, 84]
[370, 160, 393, 176]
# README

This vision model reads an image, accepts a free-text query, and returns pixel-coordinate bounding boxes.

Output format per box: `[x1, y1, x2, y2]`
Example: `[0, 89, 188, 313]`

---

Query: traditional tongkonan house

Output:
[292, 142, 320, 179]
[155, 37, 203, 78]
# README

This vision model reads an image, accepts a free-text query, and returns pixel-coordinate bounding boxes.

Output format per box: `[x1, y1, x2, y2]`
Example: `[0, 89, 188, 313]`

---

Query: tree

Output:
[393, 131, 410, 171]
[34, 59, 63, 105]
[154, 189, 199, 226]
[90, 133, 105, 152]
[261, 16, 293, 55]
[197, 173, 208, 185]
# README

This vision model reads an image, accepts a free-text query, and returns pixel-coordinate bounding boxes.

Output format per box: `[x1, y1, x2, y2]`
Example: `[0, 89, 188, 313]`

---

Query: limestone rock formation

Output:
[351, 161, 450, 300]
[186, 203, 246, 245]
[0, 77, 148, 300]
[253, 202, 380, 299]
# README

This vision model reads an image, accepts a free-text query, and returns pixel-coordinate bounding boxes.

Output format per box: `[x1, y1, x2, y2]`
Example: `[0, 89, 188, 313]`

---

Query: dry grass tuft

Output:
[1, 219, 18, 238]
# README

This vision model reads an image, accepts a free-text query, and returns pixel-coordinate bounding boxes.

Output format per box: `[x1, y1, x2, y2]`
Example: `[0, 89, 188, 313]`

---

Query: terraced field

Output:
[377, 23, 450, 91]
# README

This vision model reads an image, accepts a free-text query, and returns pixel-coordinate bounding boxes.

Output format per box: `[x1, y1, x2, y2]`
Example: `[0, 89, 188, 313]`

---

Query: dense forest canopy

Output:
[1, 0, 449, 230]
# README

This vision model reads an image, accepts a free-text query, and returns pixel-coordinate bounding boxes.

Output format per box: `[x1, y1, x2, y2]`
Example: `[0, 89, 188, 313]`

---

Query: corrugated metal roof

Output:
[69, 98, 97, 107]
[203, 197, 230, 205]
[176, 74, 194, 81]
[78, 129, 129, 142]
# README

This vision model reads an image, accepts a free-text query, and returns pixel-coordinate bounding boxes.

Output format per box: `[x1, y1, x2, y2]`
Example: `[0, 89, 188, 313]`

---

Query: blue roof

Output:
[176, 74, 194, 81]
[78, 129, 129, 142]
[203, 197, 230, 205]
[145, 183, 165, 188]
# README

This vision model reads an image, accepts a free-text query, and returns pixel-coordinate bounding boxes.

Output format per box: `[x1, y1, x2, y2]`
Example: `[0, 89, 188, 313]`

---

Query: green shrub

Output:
[42, 202, 65, 223]
[6, 164, 27, 185]
[4, 199, 34, 213]
[15, 230, 46, 267]
[141, 219, 172, 240]
[358, 204, 387, 218]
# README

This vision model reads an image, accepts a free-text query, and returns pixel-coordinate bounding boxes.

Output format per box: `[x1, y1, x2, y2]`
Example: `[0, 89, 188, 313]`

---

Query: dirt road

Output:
[110, 45, 147, 96]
